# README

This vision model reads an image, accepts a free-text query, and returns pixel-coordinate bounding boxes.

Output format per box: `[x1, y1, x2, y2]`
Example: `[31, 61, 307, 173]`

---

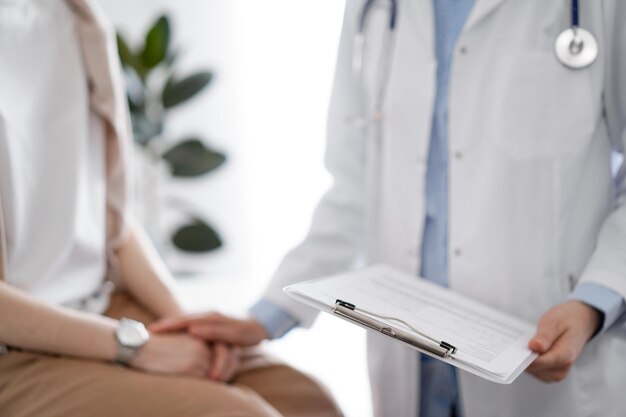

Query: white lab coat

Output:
[263, 0, 626, 416]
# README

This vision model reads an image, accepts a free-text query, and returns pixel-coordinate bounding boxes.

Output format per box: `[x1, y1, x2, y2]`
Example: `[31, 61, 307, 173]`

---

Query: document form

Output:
[284, 265, 538, 384]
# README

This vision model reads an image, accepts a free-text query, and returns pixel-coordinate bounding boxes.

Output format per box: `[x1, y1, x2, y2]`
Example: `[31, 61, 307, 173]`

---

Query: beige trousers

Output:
[0, 293, 343, 417]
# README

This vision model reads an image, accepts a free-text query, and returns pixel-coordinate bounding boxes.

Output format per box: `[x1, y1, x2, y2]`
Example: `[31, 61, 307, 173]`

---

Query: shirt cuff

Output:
[249, 298, 300, 339]
[569, 283, 626, 332]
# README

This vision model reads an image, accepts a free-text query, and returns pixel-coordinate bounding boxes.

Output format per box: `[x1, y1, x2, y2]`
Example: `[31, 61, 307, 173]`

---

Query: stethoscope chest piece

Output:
[555, 27, 598, 69]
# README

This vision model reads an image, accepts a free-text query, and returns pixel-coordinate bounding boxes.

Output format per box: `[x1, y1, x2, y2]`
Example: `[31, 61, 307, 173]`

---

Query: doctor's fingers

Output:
[188, 321, 265, 347]
[150, 312, 228, 333]
[527, 331, 583, 382]
[528, 367, 572, 383]
[528, 310, 568, 353]
[189, 323, 242, 343]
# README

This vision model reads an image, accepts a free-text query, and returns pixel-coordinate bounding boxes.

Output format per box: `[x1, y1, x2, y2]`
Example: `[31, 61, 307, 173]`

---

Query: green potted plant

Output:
[117, 14, 226, 254]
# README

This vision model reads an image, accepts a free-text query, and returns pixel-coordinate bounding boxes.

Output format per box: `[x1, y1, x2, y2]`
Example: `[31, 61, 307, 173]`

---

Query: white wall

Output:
[100, 2, 372, 417]
[100, 0, 245, 275]
[99, 0, 340, 283]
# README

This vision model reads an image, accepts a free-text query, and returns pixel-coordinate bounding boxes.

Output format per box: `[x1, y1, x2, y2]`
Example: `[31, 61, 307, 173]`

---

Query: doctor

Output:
[153, 1, 626, 416]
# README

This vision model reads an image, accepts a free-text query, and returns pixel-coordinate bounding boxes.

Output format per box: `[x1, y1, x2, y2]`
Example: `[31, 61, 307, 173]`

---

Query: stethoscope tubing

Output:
[359, 0, 580, 34]
[359, 0, 398, 34]
[572, 0, 579, 27]
[354, 0, 595, 108]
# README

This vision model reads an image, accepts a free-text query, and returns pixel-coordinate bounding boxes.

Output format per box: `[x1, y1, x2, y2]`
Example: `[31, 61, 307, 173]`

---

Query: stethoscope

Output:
[554, 0, 599, 70]
[353, 0, 599, 125]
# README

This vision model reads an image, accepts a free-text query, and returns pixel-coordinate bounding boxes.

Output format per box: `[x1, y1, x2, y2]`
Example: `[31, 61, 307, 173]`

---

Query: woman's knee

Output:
[145, 382, 283, 417]
[0, 352, 283, 417]
[234, 364, 343, 417]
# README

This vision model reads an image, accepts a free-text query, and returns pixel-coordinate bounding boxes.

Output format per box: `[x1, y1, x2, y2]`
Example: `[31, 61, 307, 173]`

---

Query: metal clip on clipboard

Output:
[334, 300, 457, 359]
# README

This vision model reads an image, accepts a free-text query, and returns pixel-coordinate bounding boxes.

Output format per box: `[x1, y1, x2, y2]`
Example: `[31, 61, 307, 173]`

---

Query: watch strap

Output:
[115, 344, 137, 366]
[114, 318, 149, 365]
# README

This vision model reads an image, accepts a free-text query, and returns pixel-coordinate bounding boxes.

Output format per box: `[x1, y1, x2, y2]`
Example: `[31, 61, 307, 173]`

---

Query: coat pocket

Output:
[489, 52, 596, 160]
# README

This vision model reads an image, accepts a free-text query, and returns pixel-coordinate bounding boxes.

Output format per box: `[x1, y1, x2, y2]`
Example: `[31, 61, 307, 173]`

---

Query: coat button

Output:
[459, 46, 468, 55]
[453, 248, 462, 257]
[453, 151, 463, 160]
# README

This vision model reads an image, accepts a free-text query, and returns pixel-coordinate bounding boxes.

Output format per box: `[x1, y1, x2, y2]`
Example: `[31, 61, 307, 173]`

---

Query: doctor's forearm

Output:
[115, 223, 185, 319]
[0, 282, 118, 360]
[249, 298, 300, 339]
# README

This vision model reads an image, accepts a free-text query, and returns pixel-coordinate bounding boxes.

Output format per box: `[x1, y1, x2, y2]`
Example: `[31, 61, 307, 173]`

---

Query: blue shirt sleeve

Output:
[569, 283, 626, 332]
[249, 298, 300, 339]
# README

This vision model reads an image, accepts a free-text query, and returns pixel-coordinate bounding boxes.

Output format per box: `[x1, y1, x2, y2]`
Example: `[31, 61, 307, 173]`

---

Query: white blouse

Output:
[0, 0, 110, 312]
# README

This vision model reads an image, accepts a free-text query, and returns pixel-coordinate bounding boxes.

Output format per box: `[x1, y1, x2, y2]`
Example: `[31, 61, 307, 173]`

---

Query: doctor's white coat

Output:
[262, 1, 626, 416]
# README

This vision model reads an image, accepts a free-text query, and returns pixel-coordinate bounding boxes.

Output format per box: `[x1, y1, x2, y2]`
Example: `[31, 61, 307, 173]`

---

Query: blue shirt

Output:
[417, 1, 476, 416]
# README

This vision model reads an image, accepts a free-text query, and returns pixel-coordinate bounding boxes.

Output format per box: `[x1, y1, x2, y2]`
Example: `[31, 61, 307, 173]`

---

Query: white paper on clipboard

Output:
[284, 265, 538, 384]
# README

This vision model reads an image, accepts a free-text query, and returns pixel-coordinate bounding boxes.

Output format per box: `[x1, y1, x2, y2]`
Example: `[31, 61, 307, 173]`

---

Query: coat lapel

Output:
[406, 0, 509, 54]
[408, 0, 435, 52]
[464, 0, 508, 33]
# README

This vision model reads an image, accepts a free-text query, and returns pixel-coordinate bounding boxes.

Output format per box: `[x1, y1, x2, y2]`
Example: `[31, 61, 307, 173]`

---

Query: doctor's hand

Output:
[150, 312, 270, 347]
[526, 300, 602, 383]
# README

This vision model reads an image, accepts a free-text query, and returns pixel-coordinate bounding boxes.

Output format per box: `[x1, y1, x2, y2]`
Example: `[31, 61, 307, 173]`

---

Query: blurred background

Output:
[99, 1, 372, 416]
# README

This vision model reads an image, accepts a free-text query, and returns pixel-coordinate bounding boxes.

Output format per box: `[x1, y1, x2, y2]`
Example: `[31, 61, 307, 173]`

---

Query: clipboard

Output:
[284, 265, 538, 384]
[333, 299, 458, 358]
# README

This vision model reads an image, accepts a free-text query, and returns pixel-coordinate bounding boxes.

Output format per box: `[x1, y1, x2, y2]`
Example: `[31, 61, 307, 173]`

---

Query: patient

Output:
[0, 1, 341, 416]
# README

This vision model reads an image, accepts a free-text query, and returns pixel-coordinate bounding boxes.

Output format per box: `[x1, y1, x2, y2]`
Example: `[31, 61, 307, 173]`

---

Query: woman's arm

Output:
[0, 282, 212, 377]
[115, 220, 185, 319]
[0, 282, 118, 359]
[0, 220, 212, 376]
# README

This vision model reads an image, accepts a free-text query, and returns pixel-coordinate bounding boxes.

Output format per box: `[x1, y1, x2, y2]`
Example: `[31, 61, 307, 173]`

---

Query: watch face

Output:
[117, 319, 149, 348]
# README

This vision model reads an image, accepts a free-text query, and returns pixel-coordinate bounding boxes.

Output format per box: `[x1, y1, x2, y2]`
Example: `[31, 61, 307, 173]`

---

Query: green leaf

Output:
[162, 138, 226, 177]
[117, 32, 148, 80]
[131, 113, 163, 146]
[162, 71, 213, 109]
[117, 33, 136, 68]
[141, 15, 171, 69]
[172, 218, 222, 252]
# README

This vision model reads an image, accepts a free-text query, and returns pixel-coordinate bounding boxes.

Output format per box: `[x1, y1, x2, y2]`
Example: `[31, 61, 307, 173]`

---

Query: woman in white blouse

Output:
[0, 1, 341, 416]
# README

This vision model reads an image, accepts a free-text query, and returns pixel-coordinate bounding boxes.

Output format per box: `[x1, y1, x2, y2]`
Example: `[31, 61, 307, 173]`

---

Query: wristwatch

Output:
[114, 318, 150, 365]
